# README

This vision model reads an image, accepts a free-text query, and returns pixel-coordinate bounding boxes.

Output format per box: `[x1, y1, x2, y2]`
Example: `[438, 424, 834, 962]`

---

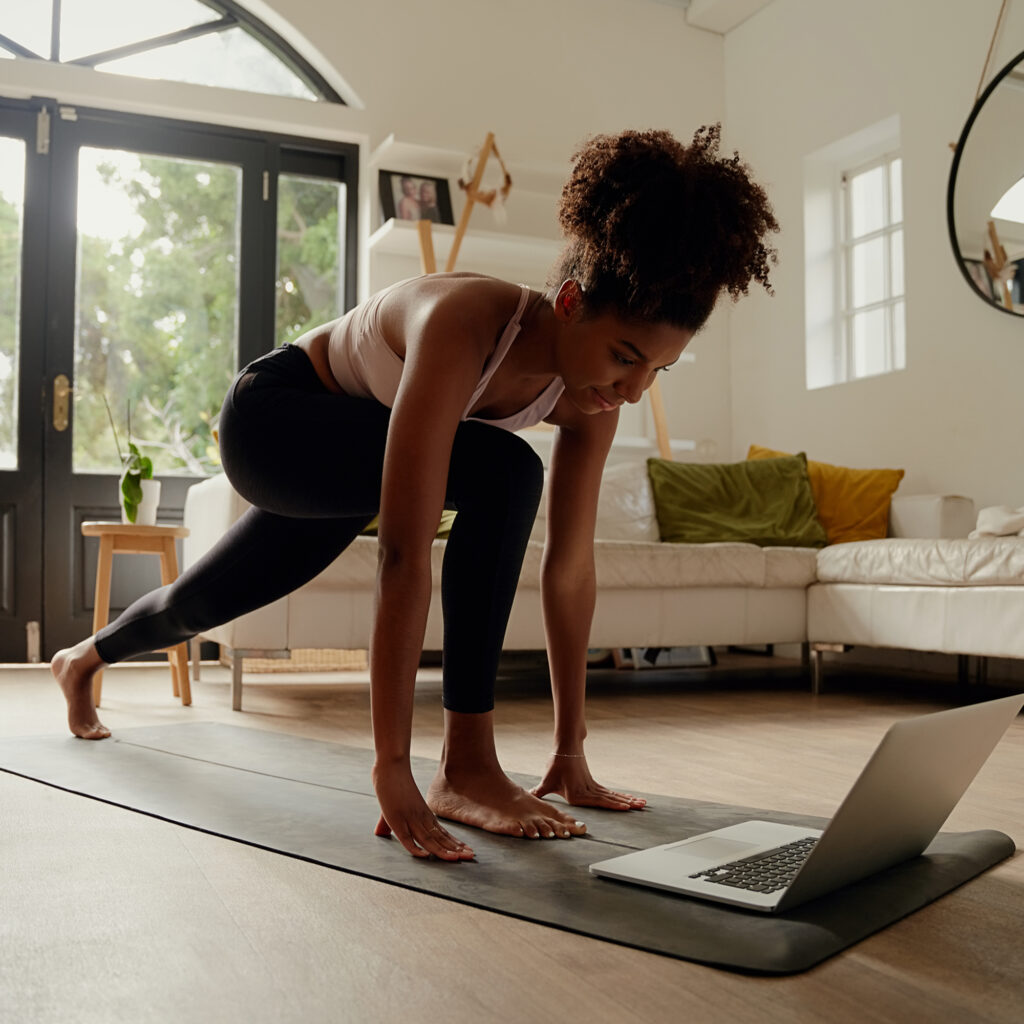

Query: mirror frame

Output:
[947, 47, 1024, 318]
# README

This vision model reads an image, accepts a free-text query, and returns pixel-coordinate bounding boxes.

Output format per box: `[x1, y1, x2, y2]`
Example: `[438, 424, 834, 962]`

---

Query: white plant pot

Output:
[122, 478, 161, 526]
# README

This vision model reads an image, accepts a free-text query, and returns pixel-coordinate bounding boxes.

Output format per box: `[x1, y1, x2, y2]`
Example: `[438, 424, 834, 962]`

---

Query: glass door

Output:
[0, 103, 46, 660]
[0, 97, 357, 661]
[41, 108, 267, 656]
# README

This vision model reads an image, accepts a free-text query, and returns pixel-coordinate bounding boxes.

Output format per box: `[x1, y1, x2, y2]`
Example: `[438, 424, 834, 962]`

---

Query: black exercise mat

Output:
[0, 723, 1014, 975]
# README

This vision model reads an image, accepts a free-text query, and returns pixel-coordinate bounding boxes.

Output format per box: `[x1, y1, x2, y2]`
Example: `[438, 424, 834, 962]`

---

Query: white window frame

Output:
[804, 115, 904, 390]
[839, 152, 905, 382]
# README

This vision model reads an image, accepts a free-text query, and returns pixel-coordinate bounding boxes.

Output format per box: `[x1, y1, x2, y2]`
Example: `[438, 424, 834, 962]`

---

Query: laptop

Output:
[590, 693, 1024, 913]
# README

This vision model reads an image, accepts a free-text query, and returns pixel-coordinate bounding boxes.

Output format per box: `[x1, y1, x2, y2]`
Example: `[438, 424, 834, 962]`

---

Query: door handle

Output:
[53, 374, 71, 431]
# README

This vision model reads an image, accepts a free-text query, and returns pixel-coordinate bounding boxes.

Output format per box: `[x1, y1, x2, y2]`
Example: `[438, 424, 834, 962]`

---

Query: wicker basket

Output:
[220, 647, 368, 673]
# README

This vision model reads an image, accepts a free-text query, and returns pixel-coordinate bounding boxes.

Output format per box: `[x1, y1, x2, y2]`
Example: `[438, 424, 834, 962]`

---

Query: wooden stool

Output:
[81, 522, 192, 709]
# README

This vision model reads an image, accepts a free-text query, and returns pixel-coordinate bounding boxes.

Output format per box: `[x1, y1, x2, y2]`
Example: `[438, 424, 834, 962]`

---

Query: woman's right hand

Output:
[372, 763, 475, 861]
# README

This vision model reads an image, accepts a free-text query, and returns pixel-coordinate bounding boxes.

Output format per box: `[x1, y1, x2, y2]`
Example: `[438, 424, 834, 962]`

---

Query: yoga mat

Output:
[0, 723, 1014, 975]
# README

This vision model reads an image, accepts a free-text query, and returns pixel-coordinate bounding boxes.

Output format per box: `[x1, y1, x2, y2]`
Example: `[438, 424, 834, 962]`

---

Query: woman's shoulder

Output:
[380, 273, 525, 339]
[384, 272, 521, 307]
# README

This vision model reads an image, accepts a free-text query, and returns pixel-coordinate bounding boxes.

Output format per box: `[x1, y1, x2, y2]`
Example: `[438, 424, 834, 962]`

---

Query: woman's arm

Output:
[368, 283, 507, 858]
[531, 400, 646, 810]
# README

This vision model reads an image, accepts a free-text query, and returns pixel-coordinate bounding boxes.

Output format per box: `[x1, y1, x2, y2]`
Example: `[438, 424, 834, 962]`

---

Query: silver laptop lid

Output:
[778, 693, 1024, 910]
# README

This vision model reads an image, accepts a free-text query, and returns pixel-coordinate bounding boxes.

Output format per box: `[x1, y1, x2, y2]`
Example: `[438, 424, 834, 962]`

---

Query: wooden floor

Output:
[2, 653, 1022, 1024]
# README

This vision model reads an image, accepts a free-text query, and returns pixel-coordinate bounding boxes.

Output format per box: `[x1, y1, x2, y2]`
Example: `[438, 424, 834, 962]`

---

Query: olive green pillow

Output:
[361, 509, 457, 539]
[647, 454, 828, 548]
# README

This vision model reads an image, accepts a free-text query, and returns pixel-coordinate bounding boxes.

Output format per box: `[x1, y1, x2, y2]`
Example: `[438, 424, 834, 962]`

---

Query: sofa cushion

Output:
[594, 460, 661, 542]
[306, 535, 819, 593]
[817, 537, 1024, 586]
[647, 454, 827, 548]
[889, 494, 975, 539]
[747, 444, 904, 545]
[590, 541, 818, 589]
[530, 459, 660, 544]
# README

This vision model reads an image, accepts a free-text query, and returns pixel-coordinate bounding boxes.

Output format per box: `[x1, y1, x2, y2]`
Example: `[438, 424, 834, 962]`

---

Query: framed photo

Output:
[379, 171, 454, 225]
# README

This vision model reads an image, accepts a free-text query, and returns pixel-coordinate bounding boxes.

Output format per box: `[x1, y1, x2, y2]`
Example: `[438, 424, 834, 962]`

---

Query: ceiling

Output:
[641, 0, 775, 35]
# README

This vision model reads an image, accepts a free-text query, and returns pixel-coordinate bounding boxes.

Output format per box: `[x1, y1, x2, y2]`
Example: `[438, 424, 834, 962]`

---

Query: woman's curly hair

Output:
[550, 125, 778, 331]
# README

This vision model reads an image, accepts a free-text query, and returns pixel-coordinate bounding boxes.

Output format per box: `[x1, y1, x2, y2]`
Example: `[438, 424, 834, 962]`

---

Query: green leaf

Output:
[121, 473, 143, 506]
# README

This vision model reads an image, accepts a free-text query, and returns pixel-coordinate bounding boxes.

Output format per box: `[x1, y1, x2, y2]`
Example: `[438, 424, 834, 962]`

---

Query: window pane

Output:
[276, 175, 346, 346]
[850, 165, 886, 238]
[73, 148, 241, 477]
[890, 229, 904, 296]
[0, 137, 25, 470]
[851, 236, 887, 308]
[59, 0, 213, 62]
[892, 300, 906, 371]
[889, 158, 903, 223]
[97, 26, 316, 100]
[851, 307, 888, 379]
[2, 8, 52, 58]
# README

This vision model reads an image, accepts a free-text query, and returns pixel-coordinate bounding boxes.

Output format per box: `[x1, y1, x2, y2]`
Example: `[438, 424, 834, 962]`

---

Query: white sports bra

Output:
[327, 279, 564, 432]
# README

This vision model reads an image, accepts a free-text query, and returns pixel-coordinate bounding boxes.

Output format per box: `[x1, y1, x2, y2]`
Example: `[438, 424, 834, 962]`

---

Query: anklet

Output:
[550, 751, 586, 758]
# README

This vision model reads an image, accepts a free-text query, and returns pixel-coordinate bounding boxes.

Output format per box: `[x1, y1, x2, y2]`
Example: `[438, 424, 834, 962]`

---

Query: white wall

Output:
[724, 0, 1024, 508]
[0, 0, 737, 457]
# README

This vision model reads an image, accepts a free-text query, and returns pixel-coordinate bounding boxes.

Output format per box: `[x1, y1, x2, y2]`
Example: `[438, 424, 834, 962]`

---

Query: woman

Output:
[418, 179, 441, 222]
[52, 125, 778, 862]
[396, 175, 421, 220]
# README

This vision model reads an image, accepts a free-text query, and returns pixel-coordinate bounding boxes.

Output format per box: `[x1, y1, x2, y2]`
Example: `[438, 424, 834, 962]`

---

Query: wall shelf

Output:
[369, 134, 567, 195]
[368, 217, 562, 275]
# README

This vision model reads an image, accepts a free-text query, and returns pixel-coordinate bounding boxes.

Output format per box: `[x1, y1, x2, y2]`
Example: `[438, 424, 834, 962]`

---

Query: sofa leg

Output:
[809, 643, 849, 695]
[957, 654, 970, 688]
[231, 654, 243, 712]
[810, 647, 823, 695]
[191, 637, 201, 682]
[957, 655, 989, 688]
[977, 655, 989, 687]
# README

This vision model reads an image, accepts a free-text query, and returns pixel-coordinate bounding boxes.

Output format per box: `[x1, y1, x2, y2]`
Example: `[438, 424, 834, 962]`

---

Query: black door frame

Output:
[0, 95, 358, 660]
[0, 99, 50, 661]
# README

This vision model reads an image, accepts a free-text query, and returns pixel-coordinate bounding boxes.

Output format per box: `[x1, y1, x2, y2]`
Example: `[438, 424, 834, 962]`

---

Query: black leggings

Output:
[94, 344, 544, 713]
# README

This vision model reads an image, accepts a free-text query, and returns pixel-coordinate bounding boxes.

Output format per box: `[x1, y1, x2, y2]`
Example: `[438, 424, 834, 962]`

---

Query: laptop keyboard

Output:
[688, 835, 819, 894]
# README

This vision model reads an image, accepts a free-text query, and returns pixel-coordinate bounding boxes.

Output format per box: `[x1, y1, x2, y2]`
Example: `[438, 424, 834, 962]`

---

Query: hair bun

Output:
[552, 125, 778, 330]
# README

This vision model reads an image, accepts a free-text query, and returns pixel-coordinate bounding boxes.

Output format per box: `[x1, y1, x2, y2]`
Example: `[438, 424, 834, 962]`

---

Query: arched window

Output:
[0, 0, 342, 102]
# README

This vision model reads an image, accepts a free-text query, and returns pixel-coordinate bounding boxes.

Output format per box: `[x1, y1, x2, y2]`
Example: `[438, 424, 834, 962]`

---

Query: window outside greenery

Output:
[276, 174, 346, 345]
[72, 149, 242, 477]
[0, 137, 24, 469]
[71, 152, 349, 477]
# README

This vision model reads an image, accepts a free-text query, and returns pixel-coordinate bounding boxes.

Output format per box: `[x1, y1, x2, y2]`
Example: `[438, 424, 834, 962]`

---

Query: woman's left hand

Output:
[530, 753, 647, 811]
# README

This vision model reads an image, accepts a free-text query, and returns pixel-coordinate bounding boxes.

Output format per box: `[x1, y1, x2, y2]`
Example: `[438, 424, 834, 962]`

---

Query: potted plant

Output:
[104, 397, 160, 524]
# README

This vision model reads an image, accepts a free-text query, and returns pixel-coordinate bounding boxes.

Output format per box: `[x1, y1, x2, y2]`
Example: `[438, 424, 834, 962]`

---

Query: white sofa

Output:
[182, 462, 1024, 709]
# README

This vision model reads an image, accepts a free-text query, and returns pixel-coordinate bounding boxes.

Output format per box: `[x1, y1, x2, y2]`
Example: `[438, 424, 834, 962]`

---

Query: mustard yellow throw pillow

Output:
[747, 445, 904, 545]
[647, 453, 828, 548]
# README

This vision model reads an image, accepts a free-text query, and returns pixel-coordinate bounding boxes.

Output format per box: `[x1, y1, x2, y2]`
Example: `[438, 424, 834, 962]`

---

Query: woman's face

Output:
[554, 287, 693, 416]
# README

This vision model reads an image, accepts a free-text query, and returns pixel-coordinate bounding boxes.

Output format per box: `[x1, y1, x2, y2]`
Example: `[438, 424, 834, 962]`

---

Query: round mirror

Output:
[948, 49, 1024, 317]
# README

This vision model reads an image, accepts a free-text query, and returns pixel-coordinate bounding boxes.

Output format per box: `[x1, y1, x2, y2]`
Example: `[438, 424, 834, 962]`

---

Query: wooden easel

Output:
[416, 132, 504, 275]
[983, 219, 1015, 311]
[649, 377, 671, 458]
[415, 133, 673, 460]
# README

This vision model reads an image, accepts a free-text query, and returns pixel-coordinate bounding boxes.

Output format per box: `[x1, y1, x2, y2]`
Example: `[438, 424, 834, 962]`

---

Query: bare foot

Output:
[427, 766, 587, 840]
[50, 639, 110, 740]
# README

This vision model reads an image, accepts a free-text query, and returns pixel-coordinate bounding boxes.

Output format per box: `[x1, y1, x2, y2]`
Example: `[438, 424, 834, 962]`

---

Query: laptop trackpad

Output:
[671, 836, 761, 862]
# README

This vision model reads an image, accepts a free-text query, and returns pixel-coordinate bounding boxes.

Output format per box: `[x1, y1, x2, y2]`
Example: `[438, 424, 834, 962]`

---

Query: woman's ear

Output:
[553, 279, 583, 321]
